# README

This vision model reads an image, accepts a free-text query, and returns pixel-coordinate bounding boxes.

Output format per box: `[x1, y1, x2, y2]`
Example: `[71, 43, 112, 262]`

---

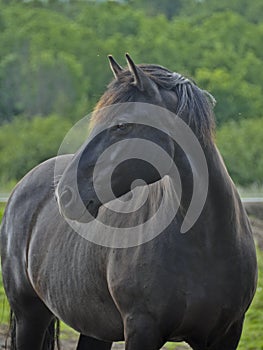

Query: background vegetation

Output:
[0, 0, 262, 187]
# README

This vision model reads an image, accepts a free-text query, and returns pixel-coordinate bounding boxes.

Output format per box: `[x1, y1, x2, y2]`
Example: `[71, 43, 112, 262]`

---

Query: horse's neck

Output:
[200, 144, 248, 237]
[206, 144, 238, 202]
[168, 142, 244, 230]
[113, 143, 243, 231]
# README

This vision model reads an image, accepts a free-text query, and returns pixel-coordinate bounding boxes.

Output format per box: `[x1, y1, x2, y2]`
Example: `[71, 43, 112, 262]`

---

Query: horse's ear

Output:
[125, 53, 158, 96]
[108, 55, 123, 80]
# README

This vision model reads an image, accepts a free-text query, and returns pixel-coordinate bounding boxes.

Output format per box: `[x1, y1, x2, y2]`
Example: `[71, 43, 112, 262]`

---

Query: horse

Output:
[1, 54, 257, 350]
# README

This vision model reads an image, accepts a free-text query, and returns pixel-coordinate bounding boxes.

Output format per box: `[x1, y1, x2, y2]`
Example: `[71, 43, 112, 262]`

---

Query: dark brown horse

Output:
[1, 54, 257, 350]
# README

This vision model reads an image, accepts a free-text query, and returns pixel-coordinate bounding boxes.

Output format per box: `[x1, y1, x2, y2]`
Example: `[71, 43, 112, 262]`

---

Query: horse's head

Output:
[56, 54, 215, 223]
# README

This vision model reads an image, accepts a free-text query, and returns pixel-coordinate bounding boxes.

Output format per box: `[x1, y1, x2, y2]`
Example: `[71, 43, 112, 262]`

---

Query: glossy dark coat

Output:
[1, 55, 257, 350]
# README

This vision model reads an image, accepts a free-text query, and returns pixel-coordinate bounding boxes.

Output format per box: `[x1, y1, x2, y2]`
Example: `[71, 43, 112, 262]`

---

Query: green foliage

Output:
[0, 203, 5, 222]
[0, 115, 72, 182]
[179, 0, 263, 24]
[216, 118, 263, 186]
[0, 3, 88, 121]
[130, 0, 186, 19]
[132, 0, 263, 24]
[0, 1, 262, 124]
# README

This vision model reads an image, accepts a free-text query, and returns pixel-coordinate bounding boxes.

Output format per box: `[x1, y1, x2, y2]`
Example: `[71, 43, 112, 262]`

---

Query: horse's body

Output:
[1, 55, 257, 350]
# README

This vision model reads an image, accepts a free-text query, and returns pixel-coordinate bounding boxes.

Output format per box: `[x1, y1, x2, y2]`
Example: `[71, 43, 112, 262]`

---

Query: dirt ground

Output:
[1, 203, 262, 350]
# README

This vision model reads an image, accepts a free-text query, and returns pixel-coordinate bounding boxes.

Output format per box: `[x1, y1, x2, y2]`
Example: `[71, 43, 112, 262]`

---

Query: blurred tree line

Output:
[0, 0, 262, 186]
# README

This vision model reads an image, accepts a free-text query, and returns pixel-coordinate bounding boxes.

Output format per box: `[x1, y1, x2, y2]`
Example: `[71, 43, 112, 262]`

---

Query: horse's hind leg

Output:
[76, 334, 112, 350]
[10, 296, 56, 350]
[208, 318, 244, 350]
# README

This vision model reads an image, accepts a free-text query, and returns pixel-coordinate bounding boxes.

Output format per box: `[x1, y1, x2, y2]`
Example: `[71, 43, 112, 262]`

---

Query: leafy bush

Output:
[0, 115, 72, 183]
[216, 117, 263, 186]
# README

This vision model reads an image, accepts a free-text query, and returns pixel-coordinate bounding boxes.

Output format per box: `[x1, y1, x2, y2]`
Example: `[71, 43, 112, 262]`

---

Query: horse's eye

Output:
[116, 123, 128, 131]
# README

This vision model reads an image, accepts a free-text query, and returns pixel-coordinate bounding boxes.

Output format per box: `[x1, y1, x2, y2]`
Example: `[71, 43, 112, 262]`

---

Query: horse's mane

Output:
[93, 64, 216, 144]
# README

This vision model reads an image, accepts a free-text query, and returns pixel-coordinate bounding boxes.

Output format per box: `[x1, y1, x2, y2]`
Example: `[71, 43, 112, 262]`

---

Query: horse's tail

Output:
[8, 309, 60, 350]
[42, 317, 60, 350]
[9, 309, 16, 350]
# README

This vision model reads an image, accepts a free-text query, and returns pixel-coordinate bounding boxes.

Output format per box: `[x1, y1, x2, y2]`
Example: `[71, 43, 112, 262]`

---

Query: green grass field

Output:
[0, 202, 262, 349]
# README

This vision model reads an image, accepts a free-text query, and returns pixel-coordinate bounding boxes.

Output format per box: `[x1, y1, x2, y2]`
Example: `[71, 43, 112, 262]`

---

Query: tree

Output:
[0, 115, 72, 182]
[216, 118, 263, 185]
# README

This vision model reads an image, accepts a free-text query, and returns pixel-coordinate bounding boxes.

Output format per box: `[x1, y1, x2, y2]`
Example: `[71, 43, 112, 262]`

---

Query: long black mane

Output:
[95, 64, 216, 144]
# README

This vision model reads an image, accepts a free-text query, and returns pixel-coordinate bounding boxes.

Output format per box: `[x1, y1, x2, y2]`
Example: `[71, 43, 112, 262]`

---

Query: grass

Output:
[0, 203, 262, 349]
[237, 248, 263, 350]
[0, 203, 5, 221]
